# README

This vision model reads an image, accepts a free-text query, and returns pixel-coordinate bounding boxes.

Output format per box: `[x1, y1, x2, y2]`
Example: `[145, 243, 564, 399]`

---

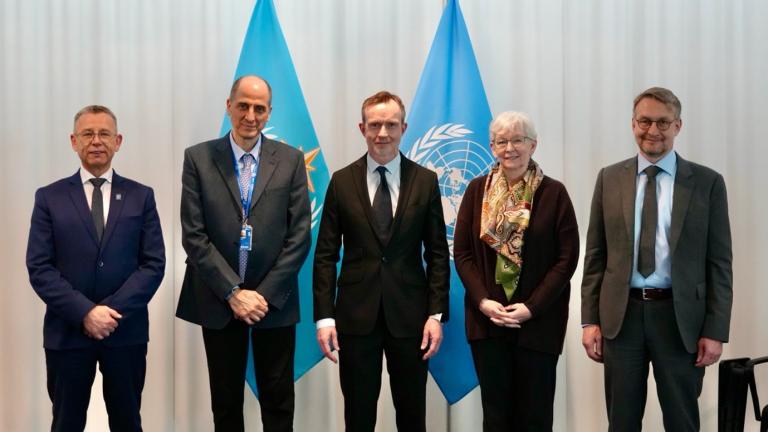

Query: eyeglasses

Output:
[76, 130, 116, 141]
[634, 118, 677, 131]
[491, 136, 530, 149]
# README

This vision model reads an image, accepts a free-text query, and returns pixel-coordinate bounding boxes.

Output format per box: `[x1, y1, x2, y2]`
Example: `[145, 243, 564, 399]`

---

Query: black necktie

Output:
[90, 178, 107, 242]
[638, 166, 661, 277]
[372, 166, 393, 239]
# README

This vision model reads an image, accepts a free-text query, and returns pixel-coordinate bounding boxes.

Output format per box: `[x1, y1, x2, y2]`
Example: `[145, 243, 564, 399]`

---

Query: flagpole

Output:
[445, 1, 452, 429]
[442, 0, 451, 426]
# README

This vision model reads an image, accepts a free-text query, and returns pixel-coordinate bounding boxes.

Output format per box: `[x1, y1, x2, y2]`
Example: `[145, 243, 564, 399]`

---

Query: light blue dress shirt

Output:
[630, 151, 676, 289]
[229, 132, 262, 193]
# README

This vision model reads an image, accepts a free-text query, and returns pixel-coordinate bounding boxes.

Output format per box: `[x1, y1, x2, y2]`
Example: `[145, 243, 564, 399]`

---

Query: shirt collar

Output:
[637, 150, 677, 176]
[366, 152, 401, 177]
[229, 132, 262, 161]
[80, 167, 114, 185]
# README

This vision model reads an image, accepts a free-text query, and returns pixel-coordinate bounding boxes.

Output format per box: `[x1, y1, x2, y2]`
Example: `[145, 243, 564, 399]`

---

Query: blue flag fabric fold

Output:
[401, 0, 493, 404]
[221, 0, 329, 396]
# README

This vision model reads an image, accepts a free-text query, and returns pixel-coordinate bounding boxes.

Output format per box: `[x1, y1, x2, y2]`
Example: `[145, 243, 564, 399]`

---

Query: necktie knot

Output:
[376, 166, 388, 178]
[90, 178, 107, 189]
[241, 153, 255, 168]
[644, 165, 661, 179]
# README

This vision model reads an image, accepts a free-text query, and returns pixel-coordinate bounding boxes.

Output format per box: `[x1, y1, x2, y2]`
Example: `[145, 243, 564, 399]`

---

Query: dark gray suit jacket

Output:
[581, 152, 732, 353]
[176, 135, 311, 329]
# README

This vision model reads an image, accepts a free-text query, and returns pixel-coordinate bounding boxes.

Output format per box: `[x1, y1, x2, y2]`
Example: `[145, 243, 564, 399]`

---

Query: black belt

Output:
[629, 288, 672, 301]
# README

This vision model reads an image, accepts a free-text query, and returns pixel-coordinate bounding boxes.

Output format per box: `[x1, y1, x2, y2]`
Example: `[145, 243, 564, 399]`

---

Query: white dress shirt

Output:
[365, 152, 400, 215]
[80, 167, 113, 224]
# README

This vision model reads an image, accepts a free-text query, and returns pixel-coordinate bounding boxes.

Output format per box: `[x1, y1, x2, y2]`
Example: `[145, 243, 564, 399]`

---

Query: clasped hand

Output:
[479, 299, 531, 328]
[228, 289, 269, 325]
[83, 305, 122, 340]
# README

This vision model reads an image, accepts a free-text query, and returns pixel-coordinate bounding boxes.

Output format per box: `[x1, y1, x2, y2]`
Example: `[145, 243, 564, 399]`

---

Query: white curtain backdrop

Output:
[2, 1, 767, 430]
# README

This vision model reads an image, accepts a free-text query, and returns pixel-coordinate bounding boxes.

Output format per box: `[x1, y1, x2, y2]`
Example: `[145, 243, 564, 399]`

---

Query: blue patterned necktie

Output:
[238, 154, 255, 280]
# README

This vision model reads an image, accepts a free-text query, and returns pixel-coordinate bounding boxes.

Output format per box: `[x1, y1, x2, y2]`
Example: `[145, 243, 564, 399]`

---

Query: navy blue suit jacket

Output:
[26, 171, 165, 350]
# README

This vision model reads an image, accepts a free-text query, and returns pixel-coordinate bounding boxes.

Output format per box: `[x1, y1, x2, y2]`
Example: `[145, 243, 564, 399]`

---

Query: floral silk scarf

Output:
[480, 160, 543, 300]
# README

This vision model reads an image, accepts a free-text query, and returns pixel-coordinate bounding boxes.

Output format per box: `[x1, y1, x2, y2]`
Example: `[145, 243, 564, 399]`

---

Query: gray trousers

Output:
[603, 297, 705, 432]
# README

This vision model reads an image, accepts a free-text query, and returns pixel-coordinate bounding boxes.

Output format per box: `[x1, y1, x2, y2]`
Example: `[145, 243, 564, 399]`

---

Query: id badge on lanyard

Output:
[240, 224, 253, 251]
[235, 154, 257, 252]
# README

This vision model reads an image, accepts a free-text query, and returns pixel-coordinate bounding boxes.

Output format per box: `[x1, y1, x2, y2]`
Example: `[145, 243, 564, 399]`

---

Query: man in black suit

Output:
[176, 75, 311, 431]
[313, 91, 450, 432]
[581, 87, 733, 431]
[26, 105, 165, 431]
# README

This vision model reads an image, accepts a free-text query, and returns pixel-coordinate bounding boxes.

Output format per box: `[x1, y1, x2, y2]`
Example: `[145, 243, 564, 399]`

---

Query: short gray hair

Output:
[73, 105, 118, 131]
[489, 111, 537, 141]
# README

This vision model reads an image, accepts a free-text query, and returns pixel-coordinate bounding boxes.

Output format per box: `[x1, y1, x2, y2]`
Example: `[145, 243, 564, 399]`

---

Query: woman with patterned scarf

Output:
[454, 111, 580, 431]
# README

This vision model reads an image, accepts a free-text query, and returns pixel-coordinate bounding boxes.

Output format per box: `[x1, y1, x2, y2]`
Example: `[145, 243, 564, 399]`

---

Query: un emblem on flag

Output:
[406, 123, 494, 257]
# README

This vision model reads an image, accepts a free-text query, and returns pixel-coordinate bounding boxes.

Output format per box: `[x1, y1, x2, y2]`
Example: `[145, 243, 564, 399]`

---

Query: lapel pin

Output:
[116, 193, 122, 201]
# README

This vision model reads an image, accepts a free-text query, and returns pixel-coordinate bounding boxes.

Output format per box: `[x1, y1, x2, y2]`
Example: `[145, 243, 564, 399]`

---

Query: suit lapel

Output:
[68, 172, 100, 246]
[620, 158, 638, 244]
[101, 172, 127, 248]
[351, 156, 384, 247]
[390, 155, 416, 242]
[669, 153, 694, 255]
[212, 137, 244, 215]
[249, 138, 278, 214]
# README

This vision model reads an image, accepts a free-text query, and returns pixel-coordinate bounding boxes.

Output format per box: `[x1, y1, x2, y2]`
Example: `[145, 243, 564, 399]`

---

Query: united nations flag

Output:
[401, 0, 493, 404]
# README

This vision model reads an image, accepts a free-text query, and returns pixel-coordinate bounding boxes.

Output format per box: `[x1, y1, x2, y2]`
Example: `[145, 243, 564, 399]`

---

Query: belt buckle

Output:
[642, 289, 650, 301]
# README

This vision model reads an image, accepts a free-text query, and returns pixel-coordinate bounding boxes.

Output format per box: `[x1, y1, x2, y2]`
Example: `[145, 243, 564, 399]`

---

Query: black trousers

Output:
[45, 343, 147, 432]
[338, 313, 428, 432]
[603, 298, 704, 432]
[202, 321, 295, 432]
[470, 333, 558, 432]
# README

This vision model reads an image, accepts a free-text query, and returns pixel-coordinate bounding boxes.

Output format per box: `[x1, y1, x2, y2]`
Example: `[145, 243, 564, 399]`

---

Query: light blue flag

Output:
[221, 0, 328, 396]
[401, 0, 492, 404]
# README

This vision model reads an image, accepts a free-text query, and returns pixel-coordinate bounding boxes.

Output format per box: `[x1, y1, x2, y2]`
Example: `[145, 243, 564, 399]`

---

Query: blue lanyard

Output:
[233, 154, 258, 221]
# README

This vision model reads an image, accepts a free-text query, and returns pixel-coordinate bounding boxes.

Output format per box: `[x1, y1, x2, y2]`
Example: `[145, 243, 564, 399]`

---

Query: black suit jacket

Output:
[313, 153, 450, 338]
[176, 135, 311, 329]
[581, 152, 733, 353]
[26, 171, 165, 349]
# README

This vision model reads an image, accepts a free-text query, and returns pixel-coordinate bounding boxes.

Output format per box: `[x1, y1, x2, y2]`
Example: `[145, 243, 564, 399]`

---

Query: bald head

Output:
[230, 75, 272, 105]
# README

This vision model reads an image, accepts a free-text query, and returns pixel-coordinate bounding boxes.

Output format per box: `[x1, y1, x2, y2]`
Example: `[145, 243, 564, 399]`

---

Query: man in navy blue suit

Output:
[26, 105, 165, 432]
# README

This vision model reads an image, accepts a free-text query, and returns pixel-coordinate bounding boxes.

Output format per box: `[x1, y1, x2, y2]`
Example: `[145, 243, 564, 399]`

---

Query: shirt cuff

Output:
[429, 313, 442, 322]
[224, 285, 240, 301]
[316, 318, 336, 329]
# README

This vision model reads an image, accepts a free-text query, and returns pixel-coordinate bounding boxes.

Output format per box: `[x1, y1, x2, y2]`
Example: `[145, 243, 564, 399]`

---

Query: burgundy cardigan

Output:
[453, 174, 580, 355]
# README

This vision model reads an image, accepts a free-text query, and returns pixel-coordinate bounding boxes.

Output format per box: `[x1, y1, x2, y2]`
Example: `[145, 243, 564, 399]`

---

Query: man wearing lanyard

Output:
[581, 87, 733, 431]
[177, 75, 311, 432]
